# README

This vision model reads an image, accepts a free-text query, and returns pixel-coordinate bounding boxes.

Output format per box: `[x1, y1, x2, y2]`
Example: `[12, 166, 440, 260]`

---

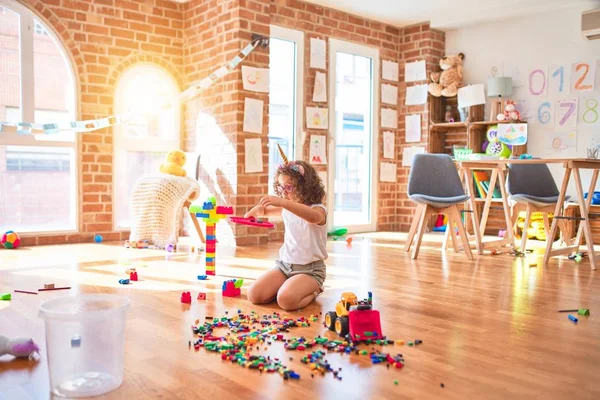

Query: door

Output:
[328, 39, 379, 232]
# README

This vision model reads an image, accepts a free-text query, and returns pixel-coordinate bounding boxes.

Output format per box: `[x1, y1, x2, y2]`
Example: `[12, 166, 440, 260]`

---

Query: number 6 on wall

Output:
[537, 101, 552, 125]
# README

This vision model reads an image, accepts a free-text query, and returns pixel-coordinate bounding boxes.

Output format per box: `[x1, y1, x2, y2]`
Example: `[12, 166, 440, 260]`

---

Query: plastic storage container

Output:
[38, 294, 130, 398]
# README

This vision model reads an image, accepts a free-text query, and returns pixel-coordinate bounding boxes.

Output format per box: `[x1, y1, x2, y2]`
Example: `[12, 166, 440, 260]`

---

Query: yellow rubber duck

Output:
[160, 150, 187, 177]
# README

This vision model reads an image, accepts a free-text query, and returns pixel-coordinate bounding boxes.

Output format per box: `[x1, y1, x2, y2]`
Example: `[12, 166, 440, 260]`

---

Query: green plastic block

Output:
[363, 331, 373, 337]
[578, 309, 590, 316]
[189, 204, 202, 213]
[408, 342, 414, 346]
[234, 279, 244, 289]
[0, 293, 11, 301]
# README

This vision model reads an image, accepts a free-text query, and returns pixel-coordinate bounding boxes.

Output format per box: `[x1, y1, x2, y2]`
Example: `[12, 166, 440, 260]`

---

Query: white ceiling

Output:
[302, 0, 600, 30]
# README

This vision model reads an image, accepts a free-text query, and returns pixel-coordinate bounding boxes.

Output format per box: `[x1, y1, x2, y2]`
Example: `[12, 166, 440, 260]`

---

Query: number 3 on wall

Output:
[572, 62, 594, 92]
[537, 102, 552, 124]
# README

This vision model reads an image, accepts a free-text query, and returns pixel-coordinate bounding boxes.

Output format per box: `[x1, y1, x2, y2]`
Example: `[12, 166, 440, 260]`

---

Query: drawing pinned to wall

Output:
[243, 97, 264, 134]
[546, 132, 576, 152]
[528, 68, 548, 96]
[504, 63, 524, 88]
[312, 71, 327, 102]
[457, 84, 485, 108]
[514, 99, 532, 121]
[309, 135, 327, 164]
[382, 60, 399, 81]
[548, 64, 570, 96]
[244, 138, 263, 173]
[580, 97, 600, 125]
[571, 61, 596, 92]
[383, 131, 395, 159]
[241, 66, 270, 93]
[306, 107, 328, 129]
[405, 114, 421, 143]
[405, 84, 428, 105]
[381, 108, 398, 129]
[405, 60, 427, 82]
[555, 98, 578, 129]
[534, 100, 554, 126]
[310, 38, 326, 69]
[381, 84, 398, 105]
[380, 162, 397, 183]
[402, 146, 425, 167]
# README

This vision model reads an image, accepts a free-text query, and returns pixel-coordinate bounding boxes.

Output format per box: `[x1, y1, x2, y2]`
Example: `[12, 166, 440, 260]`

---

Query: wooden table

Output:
[543, 159, 600, 269]
[455, 158, 588, 256]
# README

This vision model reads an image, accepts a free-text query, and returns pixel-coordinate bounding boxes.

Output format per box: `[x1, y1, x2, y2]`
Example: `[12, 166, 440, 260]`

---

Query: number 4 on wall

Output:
[555, 98, 578, 129]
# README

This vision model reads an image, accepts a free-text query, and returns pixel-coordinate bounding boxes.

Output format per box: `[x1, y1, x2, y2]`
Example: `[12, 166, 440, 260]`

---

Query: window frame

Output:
[268, 25, 305, 195]
[327, 38, 380, 233]
[0, 0, 80, 235]
[112, 62, 181, 231]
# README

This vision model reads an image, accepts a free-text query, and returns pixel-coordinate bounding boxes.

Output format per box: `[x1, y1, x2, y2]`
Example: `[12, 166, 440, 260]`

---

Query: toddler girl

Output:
[246, 156, 327, 311]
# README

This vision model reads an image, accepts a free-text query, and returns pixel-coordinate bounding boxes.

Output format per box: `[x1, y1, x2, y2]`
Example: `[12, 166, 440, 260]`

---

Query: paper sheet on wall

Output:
[380, 162, 397, 183]
[457, 84, 486, 108]
[313, 71, 327, 102]
[381, 84, 398, 105]
[381, 108, 398, 129]
[310, 38, 326, 69]
[383, 131, 395, 159]
[595, 60, 600, 91]
[405, 60, 427, 82]
[402, 146, 425, 167]
[382, 60, 399, 81]
[405, 114, 421, 143]
[579, 96, 600, 126]
[548, 64, 570, 96]
[571, 61, 596, 93]
[531, 100, 554, 126]
[241, 66, 270, 93]
[243, 97, 264, 134]
[497, 123, 527, 145]
[554, 98, 578, 130]
[405, 84, 428, 105]
[244, 138, 263, 173]
[306, 107, 328, 129]
[309, 135, 327, 164]
[545, 131, 577, 152]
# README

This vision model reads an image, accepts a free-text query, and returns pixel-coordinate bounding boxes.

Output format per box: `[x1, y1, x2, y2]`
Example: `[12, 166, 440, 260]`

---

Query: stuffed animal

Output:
[159, 150, 187, 177]
[429, 53, 465, 97]
[497, 101, 521, 122]
[0, 335, 40, 360]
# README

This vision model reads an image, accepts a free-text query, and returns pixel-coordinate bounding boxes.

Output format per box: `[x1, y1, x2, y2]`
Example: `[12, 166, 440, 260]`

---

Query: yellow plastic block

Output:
[396, 340, 404, 346]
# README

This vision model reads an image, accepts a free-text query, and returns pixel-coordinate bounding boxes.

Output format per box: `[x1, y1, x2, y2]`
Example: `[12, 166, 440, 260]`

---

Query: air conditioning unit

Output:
[582, 9, 600, 40]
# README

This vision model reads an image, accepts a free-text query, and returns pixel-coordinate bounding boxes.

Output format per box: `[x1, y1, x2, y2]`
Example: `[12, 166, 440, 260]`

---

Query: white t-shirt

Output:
[279, 204, 328, 265]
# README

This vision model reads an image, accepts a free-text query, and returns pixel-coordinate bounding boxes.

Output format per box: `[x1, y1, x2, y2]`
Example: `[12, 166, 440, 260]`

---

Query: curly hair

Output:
[273, 160, 325, 206]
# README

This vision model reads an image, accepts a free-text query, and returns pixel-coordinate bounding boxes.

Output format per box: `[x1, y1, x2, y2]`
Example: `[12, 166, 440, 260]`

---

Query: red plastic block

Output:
[216, 206, 233, 215]
[222, 281, 241, 297]
[206, 270, 215, 276]
[348, 309, 382, 340]
[197, 292, 206, 300]
[129, 271, 138, 281]
[181, 291, 192, 303]
[206, 244, 216, 253]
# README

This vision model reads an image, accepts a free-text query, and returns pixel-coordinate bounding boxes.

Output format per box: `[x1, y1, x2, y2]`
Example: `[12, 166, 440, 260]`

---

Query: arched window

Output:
[0, 0, 77, 233]
[113, 64, 181, 229]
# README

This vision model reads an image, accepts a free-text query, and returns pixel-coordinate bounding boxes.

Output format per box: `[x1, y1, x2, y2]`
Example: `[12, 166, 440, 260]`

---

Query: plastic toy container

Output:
[38, 294, 130, 398]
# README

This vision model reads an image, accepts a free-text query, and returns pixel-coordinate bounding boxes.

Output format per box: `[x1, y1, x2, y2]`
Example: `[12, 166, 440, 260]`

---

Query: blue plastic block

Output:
[197, 275, 207, 280]
[196, 213, 210, 219]
[202, 201, 215, 210]
[206, 235, 216, 241]
[206, 257, 215, 262]
[289, 371, 300, 379]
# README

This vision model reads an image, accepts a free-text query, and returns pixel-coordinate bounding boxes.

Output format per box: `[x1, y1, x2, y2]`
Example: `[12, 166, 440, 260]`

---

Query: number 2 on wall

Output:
[573, 63, 592, 91]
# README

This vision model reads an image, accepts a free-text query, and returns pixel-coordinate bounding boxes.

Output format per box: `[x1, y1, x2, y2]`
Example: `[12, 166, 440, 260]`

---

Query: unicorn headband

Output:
[277, 144, 304, 176]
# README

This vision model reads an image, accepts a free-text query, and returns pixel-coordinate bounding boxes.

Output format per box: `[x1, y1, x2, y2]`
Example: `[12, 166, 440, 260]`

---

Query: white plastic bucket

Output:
[38, 294, 130, 398]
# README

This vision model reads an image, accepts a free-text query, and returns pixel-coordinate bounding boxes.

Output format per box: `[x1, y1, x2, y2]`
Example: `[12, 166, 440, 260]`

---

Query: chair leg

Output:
[542, 212, 550, 242]
[406, 204, 424, 252]
[521, 204, 533, 252]
[412, 205, 430, 260]
[448, 212, 459, 253]
[451, 205, 473, 260]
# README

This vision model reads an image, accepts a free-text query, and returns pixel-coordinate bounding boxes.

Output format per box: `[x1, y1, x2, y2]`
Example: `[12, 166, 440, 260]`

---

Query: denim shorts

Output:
[274, 259, 326, 288]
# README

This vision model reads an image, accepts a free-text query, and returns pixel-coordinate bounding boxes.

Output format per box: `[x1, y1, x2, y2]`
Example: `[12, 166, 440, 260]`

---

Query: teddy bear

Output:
[496, 100, 521, 122]
[159, 150, 187, 177]
[428, 53, 465, 97]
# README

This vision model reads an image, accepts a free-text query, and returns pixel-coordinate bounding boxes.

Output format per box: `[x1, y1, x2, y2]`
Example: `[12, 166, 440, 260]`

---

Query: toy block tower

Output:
[194, 196, 233, 275]
[222, 279, 243, 297]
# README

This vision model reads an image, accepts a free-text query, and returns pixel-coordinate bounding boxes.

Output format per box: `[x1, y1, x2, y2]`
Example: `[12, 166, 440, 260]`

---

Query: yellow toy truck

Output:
[324, 291, 382, 340]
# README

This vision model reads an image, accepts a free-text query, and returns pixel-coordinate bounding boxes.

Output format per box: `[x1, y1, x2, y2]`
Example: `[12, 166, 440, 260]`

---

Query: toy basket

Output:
[452, 148, 473, 160]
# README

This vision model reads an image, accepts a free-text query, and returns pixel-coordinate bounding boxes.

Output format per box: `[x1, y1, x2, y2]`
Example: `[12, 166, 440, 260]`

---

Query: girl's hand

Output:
[259, 195, 285, 209]
[244, 205, 265, 218]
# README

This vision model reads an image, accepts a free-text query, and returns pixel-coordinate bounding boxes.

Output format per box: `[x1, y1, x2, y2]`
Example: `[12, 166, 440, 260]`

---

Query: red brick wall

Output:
[8, 0, 443, 246]
[397, 23, 445, 231]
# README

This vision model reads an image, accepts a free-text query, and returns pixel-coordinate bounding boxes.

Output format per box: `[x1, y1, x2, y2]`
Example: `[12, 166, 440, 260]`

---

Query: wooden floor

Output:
[1, 232, 600, 400]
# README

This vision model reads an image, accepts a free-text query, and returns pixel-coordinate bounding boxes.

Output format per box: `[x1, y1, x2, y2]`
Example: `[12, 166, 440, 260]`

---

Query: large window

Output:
[328, 40, 378, 232]
[113, 64, 180, 229]
[268, 26, 304, 194]
[0, 1, 77, 233]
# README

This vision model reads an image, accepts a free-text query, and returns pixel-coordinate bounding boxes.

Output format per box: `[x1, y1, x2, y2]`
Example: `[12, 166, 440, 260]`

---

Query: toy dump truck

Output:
[324, 291, 383, 340]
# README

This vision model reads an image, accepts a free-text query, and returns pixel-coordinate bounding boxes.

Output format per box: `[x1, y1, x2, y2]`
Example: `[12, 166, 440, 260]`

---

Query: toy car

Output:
[324, 291, 383, 340]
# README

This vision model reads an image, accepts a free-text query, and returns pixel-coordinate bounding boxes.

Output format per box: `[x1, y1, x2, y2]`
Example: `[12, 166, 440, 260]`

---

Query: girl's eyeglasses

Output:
[276, 183, 295, 194]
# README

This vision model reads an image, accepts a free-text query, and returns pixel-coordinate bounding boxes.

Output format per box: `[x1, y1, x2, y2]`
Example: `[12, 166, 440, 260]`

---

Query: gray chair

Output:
[405, 154, 473, 260]
[507, 163, 570, 251]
